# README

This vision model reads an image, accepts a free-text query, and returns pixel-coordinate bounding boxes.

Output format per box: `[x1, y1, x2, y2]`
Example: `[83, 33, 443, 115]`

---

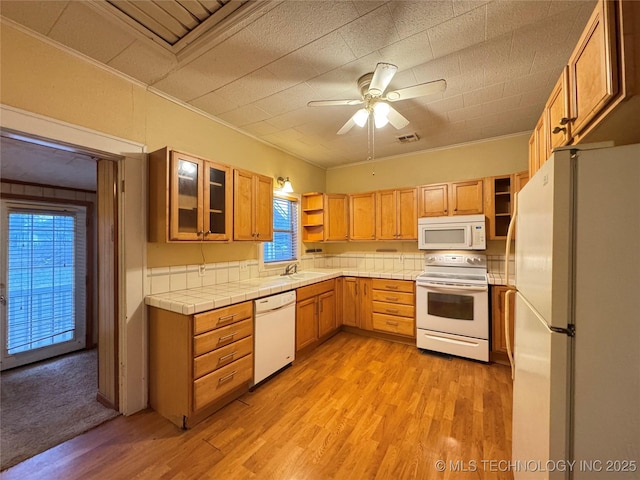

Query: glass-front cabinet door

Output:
[203, 162, 232, 241]
[170, 152, 203, 240]
[168, 152, 232, 241]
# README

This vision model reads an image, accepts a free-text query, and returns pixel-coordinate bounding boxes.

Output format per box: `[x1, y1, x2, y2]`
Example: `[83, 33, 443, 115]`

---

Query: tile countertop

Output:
[145, 267, 513, 316]
[145, 268, 423, 315]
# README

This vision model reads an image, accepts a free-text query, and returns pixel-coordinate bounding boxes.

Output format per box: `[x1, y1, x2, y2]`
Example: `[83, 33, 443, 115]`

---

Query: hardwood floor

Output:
[2, 332, 513, 480]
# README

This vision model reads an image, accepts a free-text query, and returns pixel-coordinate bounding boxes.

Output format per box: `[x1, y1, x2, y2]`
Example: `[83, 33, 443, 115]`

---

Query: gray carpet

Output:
[0, 349, 119, 470]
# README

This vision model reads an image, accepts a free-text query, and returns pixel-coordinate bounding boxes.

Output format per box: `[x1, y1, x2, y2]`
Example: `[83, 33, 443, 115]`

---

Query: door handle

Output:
[0, 295, 5, 306]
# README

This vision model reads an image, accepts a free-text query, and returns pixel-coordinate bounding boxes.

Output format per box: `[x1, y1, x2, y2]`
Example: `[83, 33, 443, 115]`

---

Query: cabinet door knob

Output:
[552, 126, 566, 134]
[559, 117, 575, 126]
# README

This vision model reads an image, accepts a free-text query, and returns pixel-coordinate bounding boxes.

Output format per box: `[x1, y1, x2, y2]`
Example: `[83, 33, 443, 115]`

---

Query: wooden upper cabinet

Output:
[546, 67, 571, 153]
[484, 172, 528, 240]
[301, 193, 324, 242]
[514, 171, 529, 193]
[568, 0, 617, 138]
[376, 188, 417, 240]
[529, 112, 547, 177]
[233, 169, 273, 241]
[148, 147, 232, 242]
[449, 180, 483, 215]
[418, 180, 483, 217]
[396, 188, 418, 239]
[349, 192, 376, 240]
[325, 194, 349, 241]
[418, 183, 448, 217]
[528, 131, 536, 177]
[254, 174, 273, 240]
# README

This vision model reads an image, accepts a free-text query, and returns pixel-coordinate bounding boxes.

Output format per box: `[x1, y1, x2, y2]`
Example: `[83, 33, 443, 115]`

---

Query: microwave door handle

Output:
[466, 225, 472, 247]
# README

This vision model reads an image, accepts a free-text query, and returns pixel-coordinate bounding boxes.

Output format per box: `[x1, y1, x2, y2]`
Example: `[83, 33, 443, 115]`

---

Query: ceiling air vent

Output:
[396, 133, 420, 143]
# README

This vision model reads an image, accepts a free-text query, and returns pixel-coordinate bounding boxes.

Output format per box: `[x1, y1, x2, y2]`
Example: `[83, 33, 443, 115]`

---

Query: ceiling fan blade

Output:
[307, 99, 363, 107]
[368, 63, 398, 96]
[387, 105, 410, 129]
[337, 116, 357, 135]
[385, 79, 447, 102]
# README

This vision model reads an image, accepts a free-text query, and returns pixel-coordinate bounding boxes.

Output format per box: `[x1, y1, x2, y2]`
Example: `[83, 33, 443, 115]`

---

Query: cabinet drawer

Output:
[193, 354, 253, 411]
[193, 336, 253, 379]
[371, 279, 414, 293]
[372, 313, 415, 337]
[193, 319, 253, 356]
[372, 301, 414, 318]
[371, 290, 414, 305]
[296, 279, 334, 302]
[193, 301, 253, 335]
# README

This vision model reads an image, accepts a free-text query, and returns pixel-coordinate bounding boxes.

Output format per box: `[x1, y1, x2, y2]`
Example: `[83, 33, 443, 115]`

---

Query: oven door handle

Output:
[416, 282, 488, 293]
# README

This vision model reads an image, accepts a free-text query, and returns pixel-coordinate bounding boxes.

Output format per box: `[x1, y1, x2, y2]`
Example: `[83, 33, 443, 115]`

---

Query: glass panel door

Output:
[1, 201, 86, 370]
[170, 153, 203, 240]
[203, 162, 230, 240]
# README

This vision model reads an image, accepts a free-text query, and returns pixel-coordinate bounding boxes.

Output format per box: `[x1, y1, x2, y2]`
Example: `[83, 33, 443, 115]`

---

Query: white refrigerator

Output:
[510, 144, 640, 479]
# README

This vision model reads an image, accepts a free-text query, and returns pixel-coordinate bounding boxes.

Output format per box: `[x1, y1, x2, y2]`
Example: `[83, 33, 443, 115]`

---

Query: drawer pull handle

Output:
[218, 371, 237, 384]
[386, 320, 399, 326]
[385, 285, 399, 290]
[218, 351, 237, 363]
[385, 296, 399, 301]
[217, 313, 236, 324]
[385, 309, 399, 314]
[218, 332, 237, 343]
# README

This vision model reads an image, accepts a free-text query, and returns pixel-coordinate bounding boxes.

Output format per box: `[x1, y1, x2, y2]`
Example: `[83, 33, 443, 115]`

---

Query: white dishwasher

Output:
[253, 290, 296, 386]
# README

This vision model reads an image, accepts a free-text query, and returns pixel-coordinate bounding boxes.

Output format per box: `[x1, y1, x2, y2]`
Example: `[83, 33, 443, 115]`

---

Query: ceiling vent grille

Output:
[396, 133, 420, 143]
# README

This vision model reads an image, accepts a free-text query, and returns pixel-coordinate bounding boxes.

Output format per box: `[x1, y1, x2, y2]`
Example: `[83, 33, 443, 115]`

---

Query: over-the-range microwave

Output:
[418, 214, 486, 250]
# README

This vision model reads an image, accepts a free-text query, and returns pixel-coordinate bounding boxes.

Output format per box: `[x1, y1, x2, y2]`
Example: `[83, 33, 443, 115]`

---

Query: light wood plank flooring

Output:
[2, 332, 513, 479]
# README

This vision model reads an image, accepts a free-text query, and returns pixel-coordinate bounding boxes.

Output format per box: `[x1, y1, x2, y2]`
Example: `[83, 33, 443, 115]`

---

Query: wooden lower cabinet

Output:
[296, 279, 337, 352]
[341, 277, 372, 330]
[148, 301, 254, 428]
[490, 285, 515, 365]
[371, 279, 415, 338]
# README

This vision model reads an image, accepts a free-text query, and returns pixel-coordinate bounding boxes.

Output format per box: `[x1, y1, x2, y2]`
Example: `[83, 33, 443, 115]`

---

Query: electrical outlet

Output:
[198, 264, 206, 276]
[239, 261, 248, 271]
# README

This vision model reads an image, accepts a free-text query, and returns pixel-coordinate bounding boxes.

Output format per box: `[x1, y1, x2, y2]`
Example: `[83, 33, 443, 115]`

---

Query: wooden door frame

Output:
[1, 105, 147, 415]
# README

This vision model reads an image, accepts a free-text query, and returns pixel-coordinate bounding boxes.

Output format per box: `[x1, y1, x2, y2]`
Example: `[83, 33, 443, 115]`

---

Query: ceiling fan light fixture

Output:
[353, 108, 369, 127]
[373, 102, 390, 128]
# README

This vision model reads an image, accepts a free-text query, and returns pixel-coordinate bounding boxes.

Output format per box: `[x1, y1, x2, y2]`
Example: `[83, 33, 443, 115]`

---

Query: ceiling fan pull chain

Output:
[371, 117, 375, 161]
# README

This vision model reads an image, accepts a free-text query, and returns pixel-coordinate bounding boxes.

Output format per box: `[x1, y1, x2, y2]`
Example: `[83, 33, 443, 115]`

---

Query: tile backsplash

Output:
[146, 252, 426, 295]
[146, 251, 515, 295]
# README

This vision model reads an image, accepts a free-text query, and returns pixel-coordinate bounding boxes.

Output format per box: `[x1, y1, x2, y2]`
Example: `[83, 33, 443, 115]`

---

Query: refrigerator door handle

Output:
[505, 287, 516, 379]
[504, 192, 518, 289]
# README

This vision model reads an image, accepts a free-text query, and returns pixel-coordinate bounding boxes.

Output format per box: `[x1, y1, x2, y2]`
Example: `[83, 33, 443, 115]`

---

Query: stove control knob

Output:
[427, 256, 436, 262]
[466, 258, 473, 264]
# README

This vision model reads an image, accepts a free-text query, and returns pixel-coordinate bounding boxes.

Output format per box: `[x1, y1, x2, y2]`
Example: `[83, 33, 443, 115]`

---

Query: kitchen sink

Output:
[281, 271, 327, 281]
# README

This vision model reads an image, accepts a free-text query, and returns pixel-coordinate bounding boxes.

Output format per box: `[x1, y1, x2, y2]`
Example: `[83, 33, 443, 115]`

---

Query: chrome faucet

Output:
[283, 263, 298, 275]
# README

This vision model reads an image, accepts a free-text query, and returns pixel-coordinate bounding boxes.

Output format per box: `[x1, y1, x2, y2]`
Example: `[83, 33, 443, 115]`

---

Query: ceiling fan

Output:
[307, 63, 446, 135]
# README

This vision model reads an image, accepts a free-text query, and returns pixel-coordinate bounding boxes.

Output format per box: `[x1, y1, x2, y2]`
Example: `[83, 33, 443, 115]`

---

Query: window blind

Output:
[263, 196, 298, 263]
[6, 210, 82, 354]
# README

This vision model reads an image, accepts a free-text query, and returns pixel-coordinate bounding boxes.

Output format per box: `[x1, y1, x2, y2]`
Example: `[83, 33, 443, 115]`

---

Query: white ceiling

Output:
[1, 0, 596, 169]
[0, 136, 97, 191]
